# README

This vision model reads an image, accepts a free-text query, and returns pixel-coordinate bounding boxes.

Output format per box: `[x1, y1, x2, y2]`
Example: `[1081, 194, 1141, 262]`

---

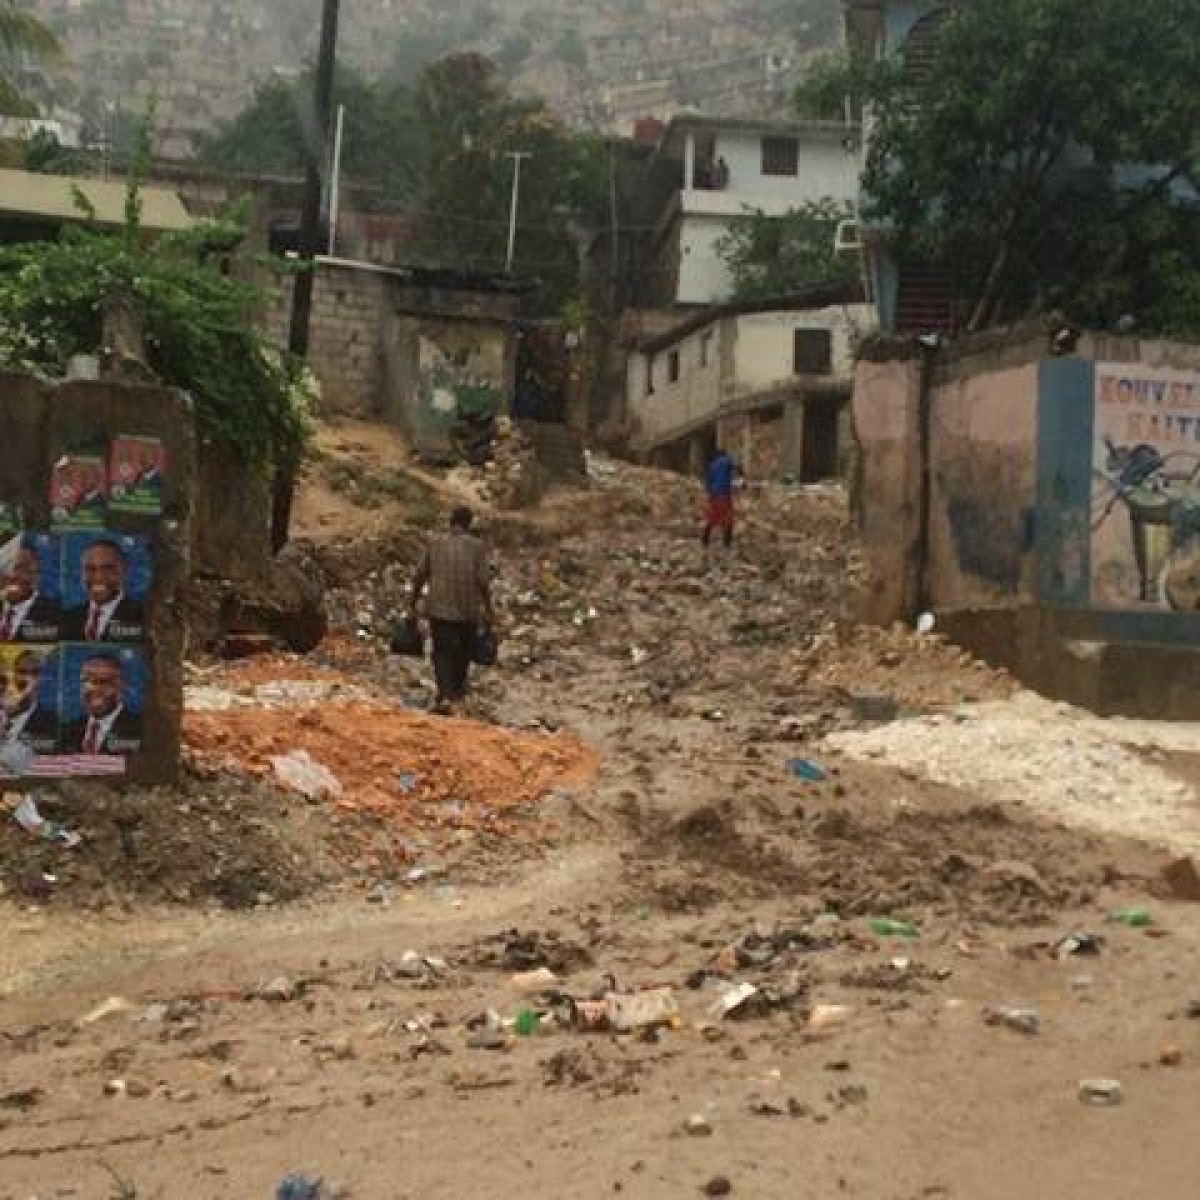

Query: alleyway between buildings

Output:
[2, 424, 1199, 1199]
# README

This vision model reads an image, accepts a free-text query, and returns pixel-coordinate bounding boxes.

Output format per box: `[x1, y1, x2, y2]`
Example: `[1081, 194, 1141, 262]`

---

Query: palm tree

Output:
[0, 1, 61, 115]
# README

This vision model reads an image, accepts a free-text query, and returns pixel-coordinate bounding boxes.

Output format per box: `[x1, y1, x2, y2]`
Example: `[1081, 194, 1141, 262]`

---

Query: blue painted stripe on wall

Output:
[1036, 358, 1095, 607]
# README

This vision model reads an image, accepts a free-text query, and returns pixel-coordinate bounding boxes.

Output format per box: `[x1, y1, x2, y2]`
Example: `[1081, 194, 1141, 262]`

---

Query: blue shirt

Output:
[706, 454, 735, 498]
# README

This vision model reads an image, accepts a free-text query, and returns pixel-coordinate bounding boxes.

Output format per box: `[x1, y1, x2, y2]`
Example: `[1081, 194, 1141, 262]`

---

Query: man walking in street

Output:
[702, 446, 738, 555]
[410, 506, 495, 714]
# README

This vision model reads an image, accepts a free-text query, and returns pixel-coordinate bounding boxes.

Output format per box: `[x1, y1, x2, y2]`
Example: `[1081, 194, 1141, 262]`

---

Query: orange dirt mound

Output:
[184, 700, 598, 831]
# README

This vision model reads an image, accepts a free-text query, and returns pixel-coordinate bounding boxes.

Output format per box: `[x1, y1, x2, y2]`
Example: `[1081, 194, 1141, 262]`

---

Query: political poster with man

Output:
[59, 644, 145, 758]
[50, 455, 108, 532]
[0, 643, 60, 757]
[109, 435, 167, 517]
[0, 533, 60, 643]
[61, 533, 153, 643]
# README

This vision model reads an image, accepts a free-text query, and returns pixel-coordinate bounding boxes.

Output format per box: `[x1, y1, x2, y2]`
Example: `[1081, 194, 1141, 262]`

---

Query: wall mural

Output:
[0, 434, 165, 779]
[1092, 366, 1200, 610]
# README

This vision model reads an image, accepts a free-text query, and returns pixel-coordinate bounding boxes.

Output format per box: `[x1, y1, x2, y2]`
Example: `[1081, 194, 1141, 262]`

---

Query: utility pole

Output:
[272, 0, 340, 552]
[327, 103, 346, 256]
[504, 151, 531, 274]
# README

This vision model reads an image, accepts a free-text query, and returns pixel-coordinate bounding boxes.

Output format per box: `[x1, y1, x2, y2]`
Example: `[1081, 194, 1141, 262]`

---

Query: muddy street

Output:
[3, 450, 1200, 1200]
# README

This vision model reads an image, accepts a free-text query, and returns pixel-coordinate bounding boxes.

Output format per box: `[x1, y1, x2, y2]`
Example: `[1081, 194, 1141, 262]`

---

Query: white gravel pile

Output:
[825, 691, 1200, 855]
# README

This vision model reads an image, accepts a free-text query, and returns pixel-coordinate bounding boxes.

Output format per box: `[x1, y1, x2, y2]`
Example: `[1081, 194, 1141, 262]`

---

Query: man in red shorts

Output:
[702, 447, 738, 553]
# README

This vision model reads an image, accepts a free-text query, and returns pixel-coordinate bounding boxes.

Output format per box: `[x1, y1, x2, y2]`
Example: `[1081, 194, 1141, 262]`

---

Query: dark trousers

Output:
[430, 619, 474, 703]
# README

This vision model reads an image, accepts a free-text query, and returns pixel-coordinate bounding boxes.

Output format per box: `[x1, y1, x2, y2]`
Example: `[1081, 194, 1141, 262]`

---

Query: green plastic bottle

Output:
[515, 1008, 540, 1037]
[870, 918, 920, 938]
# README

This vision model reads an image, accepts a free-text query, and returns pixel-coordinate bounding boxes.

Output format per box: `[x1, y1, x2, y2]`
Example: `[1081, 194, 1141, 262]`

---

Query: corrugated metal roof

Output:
[0, 168, 192, 232]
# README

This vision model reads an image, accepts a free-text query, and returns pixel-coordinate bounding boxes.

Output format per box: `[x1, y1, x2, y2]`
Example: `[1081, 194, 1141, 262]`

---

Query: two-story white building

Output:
[648, 115, 863, 306]
[625, 287, 875, 481]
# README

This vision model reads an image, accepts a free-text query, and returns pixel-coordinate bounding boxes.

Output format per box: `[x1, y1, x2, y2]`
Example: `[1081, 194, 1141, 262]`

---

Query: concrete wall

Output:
[0, 372, 193, 785]
[927, 363, 1039, 608]
[272, 265, 387, 417]
[851, 355, 924, 622]
[270, 262, 522, 425]
[677, 215, 736, 307]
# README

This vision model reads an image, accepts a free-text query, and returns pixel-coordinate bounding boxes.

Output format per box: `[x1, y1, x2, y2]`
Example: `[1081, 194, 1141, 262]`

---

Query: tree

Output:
[717, 201, 859, 301]
[829, 0, 1200, 333]
[411, 54, 608, 312]
[199, 69, 424, 208]
[0, 130, 308, 469]
[0, 1, 60, 115]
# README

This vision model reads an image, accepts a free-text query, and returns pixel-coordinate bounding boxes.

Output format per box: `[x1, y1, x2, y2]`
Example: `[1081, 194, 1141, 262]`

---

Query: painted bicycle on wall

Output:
[1092, 437, 1200, 609]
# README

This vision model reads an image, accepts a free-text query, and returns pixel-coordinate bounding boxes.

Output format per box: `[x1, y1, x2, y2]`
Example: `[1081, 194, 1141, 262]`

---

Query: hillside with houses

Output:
[25, 0, 839, 158]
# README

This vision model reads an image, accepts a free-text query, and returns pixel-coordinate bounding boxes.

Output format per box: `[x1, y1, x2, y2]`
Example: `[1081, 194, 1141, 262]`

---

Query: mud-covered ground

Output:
[2, 442, 1199, 1199]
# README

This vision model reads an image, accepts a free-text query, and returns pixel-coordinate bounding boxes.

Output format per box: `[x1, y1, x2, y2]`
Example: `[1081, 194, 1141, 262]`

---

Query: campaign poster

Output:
[59, 643, 145, 759]
[108, 436, 167, 517]
[60, 532, 153, 643]
[0, 503, 23, 537]
[0, 643, 60, 760]
[50, 454, 108, 532]
[0, 533, 60, 643]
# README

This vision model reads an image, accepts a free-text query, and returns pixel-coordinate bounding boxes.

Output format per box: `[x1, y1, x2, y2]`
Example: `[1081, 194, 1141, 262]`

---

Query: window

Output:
[645, 355, 655, 395]
[761, 136, 799, 177]
[794, 329, 833, 375]
[700, 332, 713, 368]
[668, 350, 681, 383]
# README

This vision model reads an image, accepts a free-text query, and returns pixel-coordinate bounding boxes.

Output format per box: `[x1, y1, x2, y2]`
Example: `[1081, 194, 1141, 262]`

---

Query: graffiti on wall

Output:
[417, 327, 505, 423]
[0, 434, 165, 778]
[1091, 366, 1200, 610]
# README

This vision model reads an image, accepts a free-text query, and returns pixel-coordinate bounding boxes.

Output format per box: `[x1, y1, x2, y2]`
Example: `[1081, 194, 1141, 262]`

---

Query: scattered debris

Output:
[787, 758, 828, 783]
[79, 996, 136, 1026]
[703, 1176, 733, 1197]
[870, 918, 919, 939]
[1079, 1079, 1124, 1106]
[984, 1006, 1041, 1035]
[1108, 908, 1153, 928]
[270, 750, 345, 800]
[1055, 932, 1104, 960]
[684, 1114, 714, 1137]
[12, 793, 82, 849]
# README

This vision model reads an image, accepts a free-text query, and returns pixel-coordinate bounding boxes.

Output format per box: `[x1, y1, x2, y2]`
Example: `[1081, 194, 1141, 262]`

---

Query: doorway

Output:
[801, 399, 841, 481]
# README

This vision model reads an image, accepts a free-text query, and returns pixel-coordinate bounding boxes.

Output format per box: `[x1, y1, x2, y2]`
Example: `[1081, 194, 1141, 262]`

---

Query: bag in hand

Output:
[471, 626, 499, 667]
[390, 616, 425, 657]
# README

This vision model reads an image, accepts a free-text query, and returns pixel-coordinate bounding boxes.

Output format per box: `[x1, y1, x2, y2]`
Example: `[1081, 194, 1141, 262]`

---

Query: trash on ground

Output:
[1079, 1079, 1123, 1106]
[870, 918, 919, 939]
[787, 758, 828, 782]
[276, 1174, 328, 1200]
[78, 996, 136, 1026]
[1108, 907, 1153, 927]
[509, 967, 561, 994]
[709, 981, 762, 1020]
[808, 1004, 853, 1033]
[270, 750, 344, 800]
[684, 1114, 713, 1137]
[12, 794, 82, 848]
[1160, 1045, 1183, 1067]
[605, 986, 680, 1032]
[984, 1006, 1041, 1035]
[1055, 932, 1104, 960]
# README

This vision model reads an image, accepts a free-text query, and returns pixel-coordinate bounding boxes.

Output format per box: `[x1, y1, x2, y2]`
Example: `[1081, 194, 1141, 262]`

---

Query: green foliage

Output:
[717, 200, 859, 301]
[0, 135, 308, 469]
[411, 53, 609, 313]
[199, 68, 423, 208]
[0, 1, 60, 115]
[793, 48, 882, 122]
[839, 0, 1200, 333]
